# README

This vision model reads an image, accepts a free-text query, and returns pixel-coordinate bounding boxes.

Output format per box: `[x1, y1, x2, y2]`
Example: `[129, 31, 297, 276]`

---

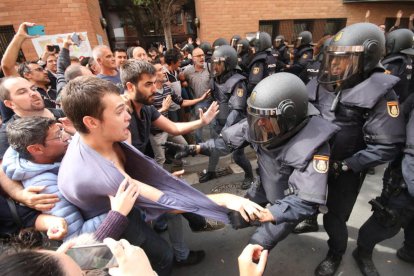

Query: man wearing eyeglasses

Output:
[0, 76, 66, 221]
[180, 47, 212, 144]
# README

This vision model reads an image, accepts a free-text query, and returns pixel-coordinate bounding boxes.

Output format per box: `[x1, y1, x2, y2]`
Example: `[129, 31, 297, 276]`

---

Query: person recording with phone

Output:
[1, 22, 58, 109]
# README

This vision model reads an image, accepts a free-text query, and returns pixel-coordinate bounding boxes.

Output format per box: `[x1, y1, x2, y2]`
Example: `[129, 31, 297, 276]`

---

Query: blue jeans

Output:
[193, 101, 212, 144]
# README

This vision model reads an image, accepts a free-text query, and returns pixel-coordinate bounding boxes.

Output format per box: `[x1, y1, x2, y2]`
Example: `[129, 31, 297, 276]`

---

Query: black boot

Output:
[293, 214, 319, 234]
[199, 171, 217, 183]
[241, 176, 254, 190]
[352, 247, 379, 276]
[397, 245, 414, 263]
[315, 254, 342, 276]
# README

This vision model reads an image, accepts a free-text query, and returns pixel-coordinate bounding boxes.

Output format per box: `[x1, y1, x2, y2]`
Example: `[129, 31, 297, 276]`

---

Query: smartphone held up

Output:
[66, 243, 117, 270]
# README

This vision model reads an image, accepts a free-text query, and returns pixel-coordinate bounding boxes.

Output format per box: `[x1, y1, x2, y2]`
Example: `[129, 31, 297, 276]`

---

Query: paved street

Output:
[163, 151, 413, 276]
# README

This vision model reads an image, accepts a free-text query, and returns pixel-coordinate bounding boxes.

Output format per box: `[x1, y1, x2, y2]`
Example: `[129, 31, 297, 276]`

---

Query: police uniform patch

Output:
[237, 88, 244, 97]
[333, 31, 343, 42]
[387, 101, 400, 117]
[313, 155, 329, 174]
[253, 67, 260, 75]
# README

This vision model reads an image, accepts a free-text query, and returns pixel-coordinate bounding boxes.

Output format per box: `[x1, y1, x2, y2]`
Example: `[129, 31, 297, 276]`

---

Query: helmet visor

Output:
[274, 39, 282, 48]
[247, 109, 281, 144]
[317, 46, 364, 85]
[294, 37, 302, 48]
[230, 38, 238, 48]
[236, 43, 244, 55]
[211, 57, 226, 76]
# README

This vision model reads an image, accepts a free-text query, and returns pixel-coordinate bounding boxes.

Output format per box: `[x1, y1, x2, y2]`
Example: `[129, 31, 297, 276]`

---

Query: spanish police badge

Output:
[237, 88, 244, 97]
[313, 155, 329, 174]
[253, 67, 260, 75]
[387, 101, 399, 118]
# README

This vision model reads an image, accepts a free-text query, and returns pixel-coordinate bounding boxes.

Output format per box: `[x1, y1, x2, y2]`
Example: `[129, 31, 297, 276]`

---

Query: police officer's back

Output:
[272, 35, 289, 72]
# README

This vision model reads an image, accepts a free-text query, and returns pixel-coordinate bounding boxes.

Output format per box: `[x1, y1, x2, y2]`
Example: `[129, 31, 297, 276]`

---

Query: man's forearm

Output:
[1, 34, 25, 76]
[181, 98, 203, 107]
[0, 165, 24, 201]
[170, 119, 204, 135]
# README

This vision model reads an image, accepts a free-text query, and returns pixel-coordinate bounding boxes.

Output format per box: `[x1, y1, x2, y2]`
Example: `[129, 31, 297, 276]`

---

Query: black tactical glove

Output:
[162, 141, 197, 159]
[227, 211, 261, 230]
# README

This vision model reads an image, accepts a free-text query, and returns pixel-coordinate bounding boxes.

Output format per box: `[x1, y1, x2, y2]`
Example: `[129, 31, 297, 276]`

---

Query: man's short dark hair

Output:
[120, 60, 156, 86]
[164, 48, 182, 65]
[61, 76, 119, 134]
[17, 61, 38, 78]
[7, 116, 56, 160]
[114, 48, 126, 54]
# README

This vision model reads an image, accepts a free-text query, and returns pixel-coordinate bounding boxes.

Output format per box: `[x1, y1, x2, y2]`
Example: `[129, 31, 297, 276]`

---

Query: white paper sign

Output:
[31, 32, 92, 58]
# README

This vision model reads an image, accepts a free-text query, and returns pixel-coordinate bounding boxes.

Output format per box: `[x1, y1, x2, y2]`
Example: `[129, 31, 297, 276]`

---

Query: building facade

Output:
[0, 0, 109, 61]
[194, 0, 414, 45]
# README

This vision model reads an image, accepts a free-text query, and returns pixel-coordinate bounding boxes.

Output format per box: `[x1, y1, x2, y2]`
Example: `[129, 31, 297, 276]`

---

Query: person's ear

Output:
[3, 100, 14, 109]
[125, 82, 135, 92]
[83, 116, 100, 131]
[27, 144, 44, 156]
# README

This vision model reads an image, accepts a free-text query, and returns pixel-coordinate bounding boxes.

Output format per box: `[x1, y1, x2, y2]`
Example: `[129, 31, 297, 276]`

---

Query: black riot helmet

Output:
[212, 38, 229, 51]
[230, 34, 241, 48]
[318, 23, 385, 87]
[236, 38, 250, 55]
[294, 31, 313, 48]
[247, 32, 272, 53]
[199, 41, 213, 56]
[386, 28, 414, 56]
[211, 45, 238, 77]
[274, 35, 285, 48]
[247, 72, 309, 149]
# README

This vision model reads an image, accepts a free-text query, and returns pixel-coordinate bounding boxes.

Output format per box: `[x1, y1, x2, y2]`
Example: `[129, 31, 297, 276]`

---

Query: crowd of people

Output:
[0, 8, 413, 276]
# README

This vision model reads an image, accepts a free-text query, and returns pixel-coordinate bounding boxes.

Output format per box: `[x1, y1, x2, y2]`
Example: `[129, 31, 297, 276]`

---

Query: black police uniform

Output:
[207, 72, 253, 179]
[382, 53, 413, 103]
[356, 99, 414, 259]
[285, 45, 314, 83]
[272, 44, 289, 73]
[200, 113, 339, 250]
[247, 51, 277, 94]
[307, 72, 406, 258]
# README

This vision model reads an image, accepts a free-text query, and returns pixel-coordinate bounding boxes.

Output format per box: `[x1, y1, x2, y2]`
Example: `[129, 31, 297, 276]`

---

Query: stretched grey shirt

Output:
[58, 133, 229, 222]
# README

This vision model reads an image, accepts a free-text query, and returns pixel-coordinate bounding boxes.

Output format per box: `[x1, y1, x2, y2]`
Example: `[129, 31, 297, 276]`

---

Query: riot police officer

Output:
[284, 30, 314, 83]
[353, 99, 414, 275]
[164, 72, 340, 253]
[272, 35, 289, 72]
[198, 45, 254, 189]
[230, 34, 242, 49]
[309, 23, 406, 276]
[382, 28, 414, 103]
[236, 38, 251, 75]
[199, 41, 213, 63]
[246, 31, 277, 94]
[212, 37, 229, 51]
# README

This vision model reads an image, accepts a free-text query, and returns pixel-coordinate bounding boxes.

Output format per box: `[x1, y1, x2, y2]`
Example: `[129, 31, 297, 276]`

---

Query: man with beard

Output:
[120, 59, 218, 154]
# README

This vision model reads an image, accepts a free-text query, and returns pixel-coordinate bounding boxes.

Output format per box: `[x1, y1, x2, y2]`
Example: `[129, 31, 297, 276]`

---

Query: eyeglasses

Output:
[31, 67, 46, 72]
[46, 128, 67, 142]
[193, 54, 205, 58]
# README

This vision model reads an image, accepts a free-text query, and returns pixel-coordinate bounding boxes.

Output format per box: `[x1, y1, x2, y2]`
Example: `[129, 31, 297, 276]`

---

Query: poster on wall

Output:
[31, 32, 92, 58]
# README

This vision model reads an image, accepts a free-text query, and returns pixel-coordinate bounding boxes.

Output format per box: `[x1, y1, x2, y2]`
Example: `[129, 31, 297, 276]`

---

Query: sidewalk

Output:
[167, 151, 413, 276]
